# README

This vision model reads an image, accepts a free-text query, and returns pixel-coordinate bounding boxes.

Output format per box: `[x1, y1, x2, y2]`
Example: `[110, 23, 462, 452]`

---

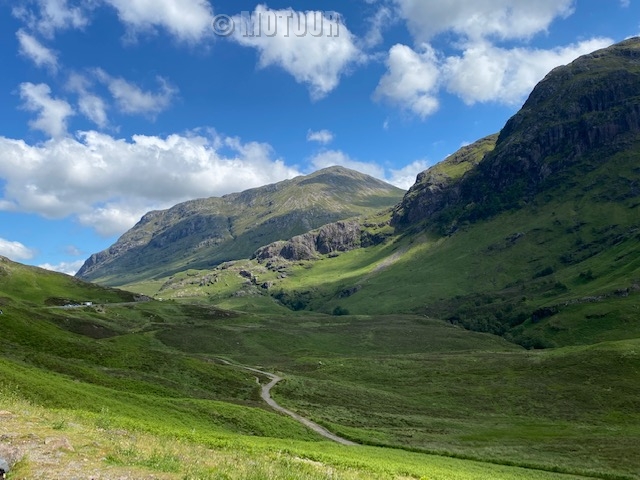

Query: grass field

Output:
[2, 275, 638, 478]
[155, 312, 640, 479]
[1, 376, 608, 480]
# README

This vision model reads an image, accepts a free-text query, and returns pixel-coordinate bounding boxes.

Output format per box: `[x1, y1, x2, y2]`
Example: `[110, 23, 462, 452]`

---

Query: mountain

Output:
[4, 39, 640, 479]
[286, 38, 640, 345]
[394, 37, 640, 229]
[143, 38, 640, 349]
[76, 166, 405, 286]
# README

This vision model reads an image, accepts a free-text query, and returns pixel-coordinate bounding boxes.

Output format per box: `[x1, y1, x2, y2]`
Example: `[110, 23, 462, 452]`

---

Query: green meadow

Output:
[1, 267, 639, 479]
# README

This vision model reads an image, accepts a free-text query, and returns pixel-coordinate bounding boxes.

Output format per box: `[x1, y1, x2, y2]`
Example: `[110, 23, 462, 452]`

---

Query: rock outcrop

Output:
[253, 221, 362, 262]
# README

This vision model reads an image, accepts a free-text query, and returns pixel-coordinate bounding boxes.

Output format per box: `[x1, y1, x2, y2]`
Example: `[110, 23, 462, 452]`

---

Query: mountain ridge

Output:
[393, 38, 640, 229]
[76, 166, 405, 285]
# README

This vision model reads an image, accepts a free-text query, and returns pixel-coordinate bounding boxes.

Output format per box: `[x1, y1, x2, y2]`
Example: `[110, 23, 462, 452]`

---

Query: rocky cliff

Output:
[393, 38, 640, 228]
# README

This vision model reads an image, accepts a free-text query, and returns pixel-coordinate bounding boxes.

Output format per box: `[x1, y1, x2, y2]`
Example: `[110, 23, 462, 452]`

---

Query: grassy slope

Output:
[2, 258, 608, 479]
[1, 395, 592, 480]
[0, 256, 137, 306]
[155, 312, 640, 479]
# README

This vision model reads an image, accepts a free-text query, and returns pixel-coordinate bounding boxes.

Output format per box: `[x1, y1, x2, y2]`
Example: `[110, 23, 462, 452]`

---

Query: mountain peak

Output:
[76, 167, 405, 285]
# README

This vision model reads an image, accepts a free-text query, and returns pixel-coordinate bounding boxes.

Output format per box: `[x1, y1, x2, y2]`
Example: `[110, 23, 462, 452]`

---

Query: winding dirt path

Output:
[217, 359, 357, 446]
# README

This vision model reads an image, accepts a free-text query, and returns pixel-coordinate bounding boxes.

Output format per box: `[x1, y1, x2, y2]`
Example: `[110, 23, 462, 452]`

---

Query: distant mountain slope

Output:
[76, 166, 405, 286]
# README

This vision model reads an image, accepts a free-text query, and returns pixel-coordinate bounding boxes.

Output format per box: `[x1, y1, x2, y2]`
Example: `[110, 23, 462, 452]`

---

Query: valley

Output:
[2, 38, 640, 479]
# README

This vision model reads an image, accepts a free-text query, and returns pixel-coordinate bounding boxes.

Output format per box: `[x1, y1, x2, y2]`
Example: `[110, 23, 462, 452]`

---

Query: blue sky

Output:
[0, 0, 638, 275]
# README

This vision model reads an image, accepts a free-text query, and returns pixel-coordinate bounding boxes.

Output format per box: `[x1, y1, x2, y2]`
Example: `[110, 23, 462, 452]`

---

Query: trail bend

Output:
[217, 359, 357, 446]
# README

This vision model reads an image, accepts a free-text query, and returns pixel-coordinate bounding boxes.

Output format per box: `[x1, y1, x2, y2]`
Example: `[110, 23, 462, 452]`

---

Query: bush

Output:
[332, 306, 350, 316]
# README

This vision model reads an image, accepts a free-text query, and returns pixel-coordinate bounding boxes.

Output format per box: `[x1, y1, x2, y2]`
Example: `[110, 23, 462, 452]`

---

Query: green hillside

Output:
[2, 257, 614, 479]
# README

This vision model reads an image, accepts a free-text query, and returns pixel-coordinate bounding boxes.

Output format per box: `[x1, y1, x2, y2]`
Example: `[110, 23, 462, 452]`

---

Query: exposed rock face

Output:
[76, 166, 405, 285]
[478, 39, 640, 194]
[394, 38, 640, 228]
[392, 134, 498, 226]
[253, 221, 362, 262]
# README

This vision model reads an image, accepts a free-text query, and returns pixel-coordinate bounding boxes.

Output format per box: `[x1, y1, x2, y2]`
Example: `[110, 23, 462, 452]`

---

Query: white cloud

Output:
[0, 131, 301, 236]
[374, 43, 440, 118]
[375, 36, 613, 117]
[393, 0, 575, 42]
[387, 159, 430, 189]
[620, 0, 630, 7]
[230, 6, 363, 99]
[16, 29, 58, 71]
[103, 0, 213, 42]
[19, 82, 74, 138]
[0, 238, 35, 261]
[371, 1, 614, 118]
[67, 73, 110, 128]
[361, 5, 394, 48]
[443, 37, 613, 105]
[13, 0, 91, 38]
[39, 260, 85, 275]
[77, 92, 109, 128]
[94, 69, 177, 117]
[307, 129, 334, 144]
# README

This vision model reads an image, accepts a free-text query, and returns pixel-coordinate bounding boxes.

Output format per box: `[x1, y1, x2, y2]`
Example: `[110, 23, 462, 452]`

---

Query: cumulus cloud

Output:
[443, 37, 613, 105]
[19, 82, 74, 137]
[12, 0, 213, 43]
[103, 0, 214, 42]
[307, 129, 334, 144]
[16, 29, 58, 71]
[230, 6, 363, 99]
[39, 259, 85, 275]
[373, 1, 613, 118]
[0, 238, 36, 261]
[393, 0, 575, 42]
[12, 0, 91, 38]
[0, 131, 301, 236]
[374, 43, 440, 118]
[94, 69, 177, 117]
